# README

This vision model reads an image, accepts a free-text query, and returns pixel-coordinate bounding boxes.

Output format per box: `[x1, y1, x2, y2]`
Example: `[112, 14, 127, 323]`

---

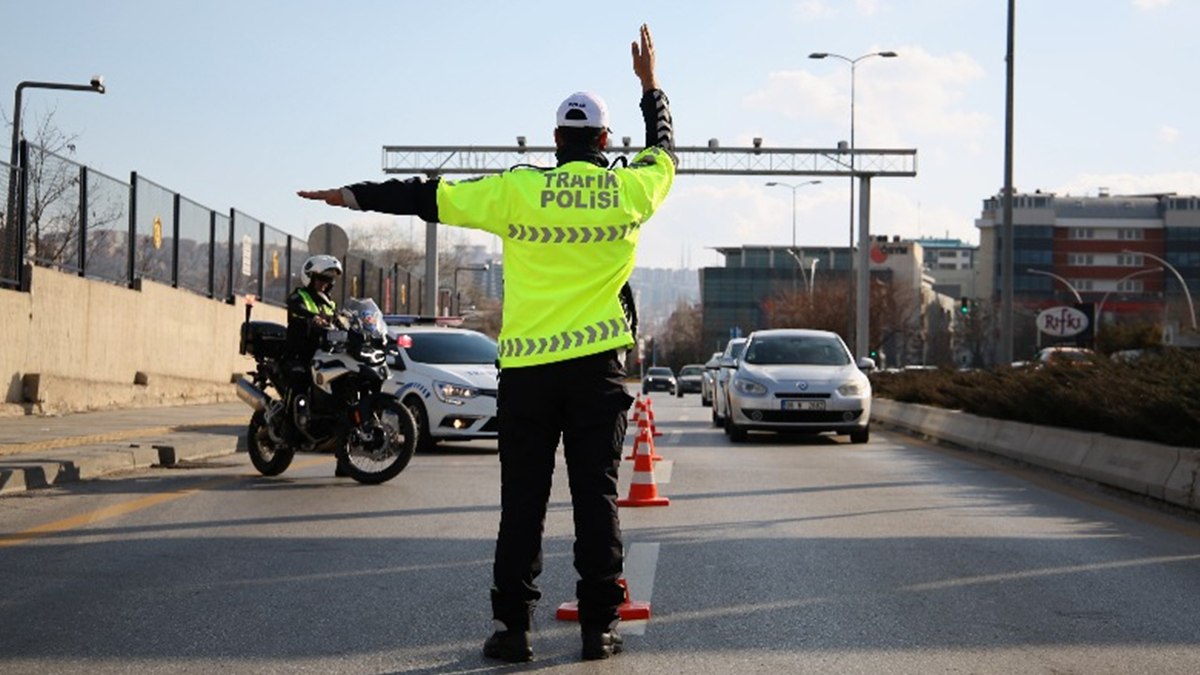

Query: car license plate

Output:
[783, 400, 825, 411]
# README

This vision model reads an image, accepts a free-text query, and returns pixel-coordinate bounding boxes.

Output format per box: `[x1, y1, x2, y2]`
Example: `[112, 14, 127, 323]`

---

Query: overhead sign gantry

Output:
[381, 143, 917, 359]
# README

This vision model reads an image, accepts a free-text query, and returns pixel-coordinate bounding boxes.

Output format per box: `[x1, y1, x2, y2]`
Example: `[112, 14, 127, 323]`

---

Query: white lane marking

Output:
[620, 542, 660, 636]
[662, 429, 682, 445]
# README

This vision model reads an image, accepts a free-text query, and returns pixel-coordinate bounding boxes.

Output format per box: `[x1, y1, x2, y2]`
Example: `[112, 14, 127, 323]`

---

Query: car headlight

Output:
[435, 380, 479, 405]
[733, 377, 768, 396]
[837, 380, 869, 397]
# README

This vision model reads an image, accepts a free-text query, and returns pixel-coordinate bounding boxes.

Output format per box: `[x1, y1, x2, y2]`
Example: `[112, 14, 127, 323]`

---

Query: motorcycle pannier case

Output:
[240, 321, 288, 359]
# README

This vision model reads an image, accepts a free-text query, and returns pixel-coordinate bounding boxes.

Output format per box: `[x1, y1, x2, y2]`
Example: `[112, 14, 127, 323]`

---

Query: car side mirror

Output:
[856, 356, 876, 372]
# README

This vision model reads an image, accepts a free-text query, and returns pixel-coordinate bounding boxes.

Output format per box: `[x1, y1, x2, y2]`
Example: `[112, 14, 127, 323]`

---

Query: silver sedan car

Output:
[723, 329, 872, 444]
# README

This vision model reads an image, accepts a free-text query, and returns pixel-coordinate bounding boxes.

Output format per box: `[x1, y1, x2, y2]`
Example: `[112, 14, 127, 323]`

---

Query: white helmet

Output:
[300, 254, 343, 285]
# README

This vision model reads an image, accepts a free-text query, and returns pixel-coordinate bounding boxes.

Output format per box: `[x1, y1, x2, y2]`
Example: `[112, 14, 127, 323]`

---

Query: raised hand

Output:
[631, 23, 658, 91]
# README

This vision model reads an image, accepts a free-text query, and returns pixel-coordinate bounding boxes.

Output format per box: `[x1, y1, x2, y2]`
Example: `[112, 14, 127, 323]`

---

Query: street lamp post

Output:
[1096, 266, 1163, 338]
[809, 50, 897, 359]
[1025, 268, 1083, 304]
[765, 180, 822, 249]
[453, 263, 490, 315]
[5, 77, 105, 288]
[9, 77, 106, 174]
[766, 180, 821, 297]
[1123, 249, 1197, 330]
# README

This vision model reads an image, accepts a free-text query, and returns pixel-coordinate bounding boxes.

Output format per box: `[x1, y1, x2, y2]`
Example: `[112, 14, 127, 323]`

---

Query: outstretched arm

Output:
[298, 178, 440, 222]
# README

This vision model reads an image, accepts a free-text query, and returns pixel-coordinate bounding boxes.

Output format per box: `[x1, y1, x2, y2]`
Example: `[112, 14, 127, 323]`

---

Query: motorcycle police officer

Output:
[286, 254, 348, 476]
[299, 24, 674, 661]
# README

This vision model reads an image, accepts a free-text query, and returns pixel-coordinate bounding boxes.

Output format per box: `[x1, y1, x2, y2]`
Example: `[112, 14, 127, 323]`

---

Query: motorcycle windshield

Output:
[346, 298, 387, 340]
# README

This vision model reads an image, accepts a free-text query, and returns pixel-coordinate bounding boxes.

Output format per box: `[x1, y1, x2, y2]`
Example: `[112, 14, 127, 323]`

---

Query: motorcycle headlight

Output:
[435, 380, 479, 405]
[837, 380, 868, 397]
[733, 377, 768, 396]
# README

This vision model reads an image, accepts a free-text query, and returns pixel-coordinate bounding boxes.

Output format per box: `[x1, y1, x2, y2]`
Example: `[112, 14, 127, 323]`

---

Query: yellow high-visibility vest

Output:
[296, 288, 336, 316]
[437, 146, 675, 368]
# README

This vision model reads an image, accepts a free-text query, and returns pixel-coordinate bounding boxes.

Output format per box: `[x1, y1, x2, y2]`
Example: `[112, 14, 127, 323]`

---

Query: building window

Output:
[1067, 253, 1094, 266]
[1116, 279, 1144, 292]
[1069, 228, 1094, 240]
[1071, 279, 1094, 291]
[1118, 228, 1144, 240]
[1116, 253, 1143, 266]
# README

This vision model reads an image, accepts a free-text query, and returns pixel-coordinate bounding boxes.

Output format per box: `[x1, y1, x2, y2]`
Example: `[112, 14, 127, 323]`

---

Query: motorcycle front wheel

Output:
[339, 395, 417, 485]
[247, 409, 296, 476]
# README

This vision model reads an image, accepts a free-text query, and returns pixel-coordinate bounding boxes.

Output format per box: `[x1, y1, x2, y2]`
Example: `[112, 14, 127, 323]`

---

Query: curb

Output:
[0, 432, 243, 495]
[871, 399, 1200, 513]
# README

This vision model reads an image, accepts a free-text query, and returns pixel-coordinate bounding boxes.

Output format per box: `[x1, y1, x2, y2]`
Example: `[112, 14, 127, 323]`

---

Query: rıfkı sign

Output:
[1036, 305, 1089, 337]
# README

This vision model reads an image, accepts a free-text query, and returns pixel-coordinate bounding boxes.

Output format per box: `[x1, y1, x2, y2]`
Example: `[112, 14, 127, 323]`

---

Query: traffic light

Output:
[959, 297, 971, 315]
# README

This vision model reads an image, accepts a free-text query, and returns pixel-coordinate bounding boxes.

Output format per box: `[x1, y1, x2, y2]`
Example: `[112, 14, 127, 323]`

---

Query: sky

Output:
[3, 0, 1197, 270]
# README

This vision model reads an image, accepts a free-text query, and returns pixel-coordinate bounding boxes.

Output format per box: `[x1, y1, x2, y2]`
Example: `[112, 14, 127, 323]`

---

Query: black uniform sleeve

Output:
[345, 177, 441, 222]
[640, 89, 675, 151]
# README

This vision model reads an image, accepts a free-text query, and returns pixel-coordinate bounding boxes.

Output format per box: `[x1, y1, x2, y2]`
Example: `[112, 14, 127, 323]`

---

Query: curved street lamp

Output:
[765, 180, 822, 249]
[5, 77, 105, 287]
[809, 50, 897, 359]
[1122, 249, 1197, 330]
[1096, 266, 1163, 338]
[453, 263, 490, 315]
[1025, 268, 1082, 304]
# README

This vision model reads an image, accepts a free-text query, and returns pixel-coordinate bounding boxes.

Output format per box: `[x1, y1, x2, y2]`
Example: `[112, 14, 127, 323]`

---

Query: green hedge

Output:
[869, 350, 1200, 448]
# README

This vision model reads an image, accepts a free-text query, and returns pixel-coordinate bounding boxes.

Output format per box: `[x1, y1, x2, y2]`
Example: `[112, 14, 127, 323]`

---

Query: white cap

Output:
[556, 91, 610, 130]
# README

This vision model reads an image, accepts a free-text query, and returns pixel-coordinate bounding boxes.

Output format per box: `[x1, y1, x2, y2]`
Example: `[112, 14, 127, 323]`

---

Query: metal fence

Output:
[1, 141, 420, 313]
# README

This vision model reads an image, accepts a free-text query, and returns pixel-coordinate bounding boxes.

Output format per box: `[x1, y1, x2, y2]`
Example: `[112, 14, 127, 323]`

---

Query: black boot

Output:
[334, 457, 351, 477]
[483, 627, 532, 663]
[581, 629, 623, 660]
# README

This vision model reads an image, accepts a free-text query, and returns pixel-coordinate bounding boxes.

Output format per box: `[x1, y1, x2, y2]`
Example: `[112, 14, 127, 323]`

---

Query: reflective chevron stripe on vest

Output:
[497, 318, 628, 359]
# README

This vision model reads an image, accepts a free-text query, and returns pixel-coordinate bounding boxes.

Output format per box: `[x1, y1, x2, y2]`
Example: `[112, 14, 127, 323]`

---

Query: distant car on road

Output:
[1034, 346, 1096, 366]
[641, 366, 677, 395]
[674, 364, 705, 397]
[700, 351, 722, 407]
[712, 337, 748, 427]
[723, 328, 873, 444]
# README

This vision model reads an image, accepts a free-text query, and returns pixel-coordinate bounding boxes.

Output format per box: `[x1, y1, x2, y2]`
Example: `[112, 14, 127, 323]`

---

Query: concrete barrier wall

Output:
[871, 398, 1199, 513]
[1, 265, 285, 415]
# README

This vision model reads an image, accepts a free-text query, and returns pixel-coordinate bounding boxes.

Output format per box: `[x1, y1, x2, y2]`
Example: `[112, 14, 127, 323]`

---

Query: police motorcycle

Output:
[235, 296, 417, 484]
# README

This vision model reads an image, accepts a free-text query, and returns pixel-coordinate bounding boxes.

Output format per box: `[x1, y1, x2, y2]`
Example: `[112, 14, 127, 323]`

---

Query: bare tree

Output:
[657, 300, 705, 371]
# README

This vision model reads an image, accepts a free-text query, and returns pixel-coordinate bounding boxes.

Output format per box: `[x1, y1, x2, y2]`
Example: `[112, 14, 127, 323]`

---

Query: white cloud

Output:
[794, 1, 832, 19]
[1054, 171, 1200, 197]
[856, 0, 881, 17]
[743, 45, 990, 149]
[1133, 0, 1173, 10]
[1159, 125, 1180, 144]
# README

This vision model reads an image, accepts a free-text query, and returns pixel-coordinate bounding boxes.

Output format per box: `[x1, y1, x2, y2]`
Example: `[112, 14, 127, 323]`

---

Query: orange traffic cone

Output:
[629, 394, 644, 423]
[645, 397, 663, 437]
[618, 427, 669, 507]
[624, 415, 662, 461]
[556, 578, 652, 622]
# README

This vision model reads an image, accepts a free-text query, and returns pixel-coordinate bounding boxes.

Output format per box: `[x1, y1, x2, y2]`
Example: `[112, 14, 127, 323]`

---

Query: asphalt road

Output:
[2, 394, 1200, 674]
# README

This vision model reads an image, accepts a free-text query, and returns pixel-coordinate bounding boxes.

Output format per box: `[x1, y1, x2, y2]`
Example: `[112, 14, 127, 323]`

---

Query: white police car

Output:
[385, 316, 499, 452]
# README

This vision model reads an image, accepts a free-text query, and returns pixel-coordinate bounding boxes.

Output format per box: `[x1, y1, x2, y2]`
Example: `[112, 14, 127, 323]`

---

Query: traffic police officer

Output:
[299, 23, 674, 662]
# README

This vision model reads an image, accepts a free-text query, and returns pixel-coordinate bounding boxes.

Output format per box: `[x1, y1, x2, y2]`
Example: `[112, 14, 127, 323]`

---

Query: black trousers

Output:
[491, 350, 634, 632]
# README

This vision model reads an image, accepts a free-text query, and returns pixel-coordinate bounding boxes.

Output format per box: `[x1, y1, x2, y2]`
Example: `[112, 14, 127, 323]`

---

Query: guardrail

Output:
[1, 141, 422, 313]
[871, 398, 1200, 512]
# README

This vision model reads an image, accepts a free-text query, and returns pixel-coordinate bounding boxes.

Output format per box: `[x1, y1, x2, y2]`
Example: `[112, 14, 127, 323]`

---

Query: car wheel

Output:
[711, 407, 721, 427]
[676, 387, 683, 398]
[701, 394, 711, 407]
[849, 426, 870, 444]
[727, 420, 748, 443]
[404, 396, 437, 453]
